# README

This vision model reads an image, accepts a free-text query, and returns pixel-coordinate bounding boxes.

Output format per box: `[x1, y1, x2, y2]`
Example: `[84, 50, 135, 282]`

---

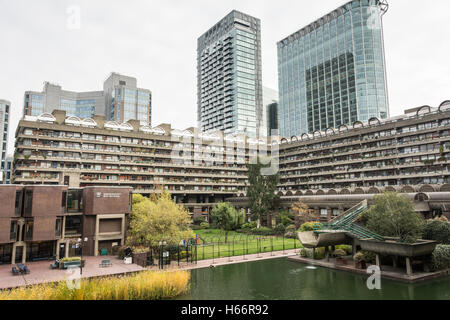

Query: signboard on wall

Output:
[96, 193, 121, 198]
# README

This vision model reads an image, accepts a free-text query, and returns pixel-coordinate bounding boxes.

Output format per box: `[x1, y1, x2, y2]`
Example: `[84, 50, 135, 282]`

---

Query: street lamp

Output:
[77, 237, 88, 275]
[158, 241, 167, 269]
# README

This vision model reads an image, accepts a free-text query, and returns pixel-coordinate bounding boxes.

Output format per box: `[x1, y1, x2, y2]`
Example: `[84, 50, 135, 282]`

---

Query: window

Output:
[24, 190, 33, 216]
[55, 218, 62, 237]
[14, 191, 21, 216]
[320, 209, 328, 216]
[10, 221, 18, 241]
[61, 191, 67, 213]
[65, 216, 82, 236]
[24, 220, 34, 241]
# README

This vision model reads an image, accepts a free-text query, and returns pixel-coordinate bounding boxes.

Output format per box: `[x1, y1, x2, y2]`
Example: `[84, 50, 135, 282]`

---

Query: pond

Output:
[177, 258, 450, 300]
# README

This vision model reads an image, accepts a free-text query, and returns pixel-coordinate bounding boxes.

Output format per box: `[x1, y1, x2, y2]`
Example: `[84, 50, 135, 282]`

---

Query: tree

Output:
[127, 191, 194, 247]
[246, 157, 280, 227]
[210, 202, 243, 243]
[291, 200, 319, 226]
[365, 193, 425, 244]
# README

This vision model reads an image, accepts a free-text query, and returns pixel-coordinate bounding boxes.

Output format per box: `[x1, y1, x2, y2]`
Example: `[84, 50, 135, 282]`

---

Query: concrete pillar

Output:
[376, 254, 381, 269]
[312, 248, 316, 260]
[393, 256, 397, 268]
[352, 241, 357, 256]
[325, 246, 330, 262]
[22, 245, 27, 264]
[406, 257, 413, 276]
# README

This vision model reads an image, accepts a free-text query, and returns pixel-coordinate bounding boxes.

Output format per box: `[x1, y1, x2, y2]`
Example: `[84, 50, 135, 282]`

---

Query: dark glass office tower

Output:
[277, 0, 389, 137]
[197, 10, 263, 138]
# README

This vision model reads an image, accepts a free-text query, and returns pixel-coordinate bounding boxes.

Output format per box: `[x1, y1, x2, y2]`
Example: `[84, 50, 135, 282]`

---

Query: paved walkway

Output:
[0, 249, 300, 290]
[0, 256, 145, 290]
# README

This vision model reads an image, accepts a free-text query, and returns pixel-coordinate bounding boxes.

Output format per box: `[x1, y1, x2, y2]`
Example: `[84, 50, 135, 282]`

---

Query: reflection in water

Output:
[177, 258, 450, 300]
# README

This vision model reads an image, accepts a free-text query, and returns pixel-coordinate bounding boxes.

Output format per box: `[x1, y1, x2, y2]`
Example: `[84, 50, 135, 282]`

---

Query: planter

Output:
[335, 257, 347, 266]
[355, 261, 367, 269]
[359, 238, 438, 258]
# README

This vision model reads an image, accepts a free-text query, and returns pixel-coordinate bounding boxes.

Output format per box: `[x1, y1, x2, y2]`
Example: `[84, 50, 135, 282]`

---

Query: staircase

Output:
[315, 200, 384, 241]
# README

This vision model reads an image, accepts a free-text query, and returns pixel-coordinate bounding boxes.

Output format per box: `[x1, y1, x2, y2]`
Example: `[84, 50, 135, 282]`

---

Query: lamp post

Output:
[158, 241, 167, 270]
[77, 237, 88, 275]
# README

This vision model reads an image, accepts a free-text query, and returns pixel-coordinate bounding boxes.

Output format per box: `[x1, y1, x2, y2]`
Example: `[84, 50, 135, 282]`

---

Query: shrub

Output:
[354, 252, 365, 262]
[200, 222, 210, 229]
[336, 245, 353, 255]
[285, 225, 296, 233]
[60, 257, 81, 263]
[299, 248, 325, 260]
[250, 227, 276, 236]
[333, 249, 347, 258]
[241, 221, 257, 230]
[432, 245, 450, 271]
[361, 251, 376, 264]
[274, 224, 286, 234]
[299, 222, 323, 232]
[284, 232, 297, 239]
[193, 216, 206, 225]
[300, 248, 308, 257]
[423, 220, 450, 244]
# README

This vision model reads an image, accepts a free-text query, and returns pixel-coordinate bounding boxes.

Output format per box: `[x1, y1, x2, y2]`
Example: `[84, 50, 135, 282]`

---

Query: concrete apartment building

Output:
[13, 109, 261, 216]
[0, 99, 10, 184]
[0, 185, 132, 265]
[197, 10, 263, 138]
[24, 73, 152, 125]
[11, 101, 450, 222]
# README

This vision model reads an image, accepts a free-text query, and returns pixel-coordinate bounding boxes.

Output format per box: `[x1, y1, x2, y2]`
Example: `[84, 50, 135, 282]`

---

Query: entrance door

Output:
[59, 243, 66, 259]
[15, 246, 23, 264]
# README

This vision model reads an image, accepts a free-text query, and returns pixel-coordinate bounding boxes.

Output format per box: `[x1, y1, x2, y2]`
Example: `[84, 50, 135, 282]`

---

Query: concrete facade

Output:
[0, 99, 10, 183]
[0, 185, 132, 264]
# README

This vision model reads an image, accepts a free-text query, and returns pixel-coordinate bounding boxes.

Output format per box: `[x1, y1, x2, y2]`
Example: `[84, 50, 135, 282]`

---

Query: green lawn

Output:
[193, 229, 302, 261]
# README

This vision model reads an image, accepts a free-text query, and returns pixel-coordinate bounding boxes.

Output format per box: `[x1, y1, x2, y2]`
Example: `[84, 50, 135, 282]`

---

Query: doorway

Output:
[15, 246, 24, 264]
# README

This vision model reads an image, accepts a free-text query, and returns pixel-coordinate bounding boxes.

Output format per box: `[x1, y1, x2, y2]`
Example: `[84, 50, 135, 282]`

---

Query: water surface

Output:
[177, 258, 450, 300]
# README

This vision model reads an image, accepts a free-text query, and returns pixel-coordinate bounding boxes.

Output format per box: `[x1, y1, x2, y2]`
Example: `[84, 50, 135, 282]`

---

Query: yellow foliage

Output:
[0, 271, 190, 301]
[128, 191, 194, 246]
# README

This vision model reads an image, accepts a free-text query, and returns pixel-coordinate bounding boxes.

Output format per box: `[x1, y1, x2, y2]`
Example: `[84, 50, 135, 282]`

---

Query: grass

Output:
[0, 271, 190, 301]
[194, 229, 302, 261]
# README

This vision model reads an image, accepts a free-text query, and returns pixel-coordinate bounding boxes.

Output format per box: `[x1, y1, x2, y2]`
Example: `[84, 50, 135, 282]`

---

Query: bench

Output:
[12, 267, 20, 276]
[99, 260, 112, 268]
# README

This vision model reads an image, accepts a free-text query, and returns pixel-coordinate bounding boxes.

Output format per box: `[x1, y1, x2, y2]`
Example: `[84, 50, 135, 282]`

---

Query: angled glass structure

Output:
[197, 10, 263, 138]
[277, 0, 390, 137]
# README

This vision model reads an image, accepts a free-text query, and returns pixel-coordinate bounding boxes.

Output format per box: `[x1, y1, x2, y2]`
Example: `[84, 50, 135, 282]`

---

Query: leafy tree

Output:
[278, 210, 294, 227]
[423, 219, 450, 244]
[291, 200, 319, 226]
[210, 202, 243, 243]
[127, 191, 194, 247]
[246, 157, 280, 227]
[365, 193, 425, 244]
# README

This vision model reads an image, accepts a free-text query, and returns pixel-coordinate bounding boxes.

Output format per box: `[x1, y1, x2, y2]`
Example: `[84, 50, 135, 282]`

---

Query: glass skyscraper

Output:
[277, 0, 389, 137]
[24, 73, 152, 126]
[197, 10, 263, 138]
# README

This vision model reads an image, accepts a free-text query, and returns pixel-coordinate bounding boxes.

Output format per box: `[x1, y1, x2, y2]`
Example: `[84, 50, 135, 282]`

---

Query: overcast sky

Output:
[1, 0, 450, 154]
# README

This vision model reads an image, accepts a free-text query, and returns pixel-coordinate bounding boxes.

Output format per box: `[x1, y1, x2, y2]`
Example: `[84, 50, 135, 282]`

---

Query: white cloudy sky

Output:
[1, 0, 450, 154]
